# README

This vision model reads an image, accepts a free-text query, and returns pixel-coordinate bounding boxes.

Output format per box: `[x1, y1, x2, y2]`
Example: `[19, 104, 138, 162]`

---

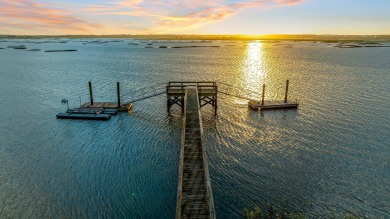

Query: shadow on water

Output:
[166, 102, 218, 130]
[201, 106, 218, 130]
[168, 105, 184, 129]
[247, 107, 300, 122]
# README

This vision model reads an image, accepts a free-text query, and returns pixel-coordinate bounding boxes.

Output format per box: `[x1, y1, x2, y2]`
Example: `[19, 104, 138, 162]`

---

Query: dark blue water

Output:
[0, 39, 389, 218]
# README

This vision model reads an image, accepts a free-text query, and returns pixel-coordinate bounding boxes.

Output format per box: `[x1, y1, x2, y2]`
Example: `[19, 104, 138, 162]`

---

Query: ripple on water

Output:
[0, 40, 389, 218]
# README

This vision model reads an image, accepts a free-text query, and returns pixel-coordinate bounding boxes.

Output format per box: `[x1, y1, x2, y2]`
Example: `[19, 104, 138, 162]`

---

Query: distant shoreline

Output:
[1, 34, 390, 42]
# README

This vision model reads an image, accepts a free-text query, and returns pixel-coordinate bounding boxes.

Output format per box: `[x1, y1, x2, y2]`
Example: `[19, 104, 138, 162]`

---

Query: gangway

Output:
[125, 81, 262, 106]
[122, 82, 166, 104]
[217, 82, 260, 101]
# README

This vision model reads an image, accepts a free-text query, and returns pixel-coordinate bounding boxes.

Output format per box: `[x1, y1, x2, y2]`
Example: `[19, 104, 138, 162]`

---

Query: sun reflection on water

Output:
[234, 41, 269, 104]
[240, 41, 286, 101]
[243, 42, 266, 90]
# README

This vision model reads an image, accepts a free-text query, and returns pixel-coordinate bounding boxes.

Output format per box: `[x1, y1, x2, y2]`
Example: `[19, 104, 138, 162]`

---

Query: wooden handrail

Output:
[169, 81, 216, 86]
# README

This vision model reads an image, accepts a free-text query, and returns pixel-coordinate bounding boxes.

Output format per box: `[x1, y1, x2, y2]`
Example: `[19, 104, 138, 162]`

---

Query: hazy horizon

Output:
[2, 34, 390, 42]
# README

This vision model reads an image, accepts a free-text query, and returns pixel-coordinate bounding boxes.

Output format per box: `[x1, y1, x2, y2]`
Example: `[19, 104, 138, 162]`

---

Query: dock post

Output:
[117, 81, 121, 108]
[214, 85, 218, 115]
[284, 80, 289, 103]
[261, 84, 265, 105]
[89, 81, 94, 105]
[166, 86, 170, 113]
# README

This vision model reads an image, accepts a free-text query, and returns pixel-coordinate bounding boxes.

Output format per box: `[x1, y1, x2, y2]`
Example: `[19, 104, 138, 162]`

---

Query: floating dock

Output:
[80, 81, 131, 112]
[56, 112, 111, 120]
[81, 102, 130, 111]
[66, 107, 118, 115]
[56, 107, 118, 120]
[248, 100, 298, 110]
[176, 87, 215, 219]
[248, 80, 299, 110]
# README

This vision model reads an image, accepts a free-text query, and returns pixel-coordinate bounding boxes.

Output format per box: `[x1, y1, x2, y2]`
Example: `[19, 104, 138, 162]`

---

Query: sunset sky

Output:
[1, 0, 389, 35]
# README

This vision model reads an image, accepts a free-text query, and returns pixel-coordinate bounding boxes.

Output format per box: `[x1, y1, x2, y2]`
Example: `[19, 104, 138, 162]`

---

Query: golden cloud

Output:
[0, 0, 306, 34]
[0, 0, 104, 34]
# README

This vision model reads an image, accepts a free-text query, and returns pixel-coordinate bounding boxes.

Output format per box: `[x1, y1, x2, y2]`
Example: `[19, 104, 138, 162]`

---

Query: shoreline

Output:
[1, 34, 390, 42]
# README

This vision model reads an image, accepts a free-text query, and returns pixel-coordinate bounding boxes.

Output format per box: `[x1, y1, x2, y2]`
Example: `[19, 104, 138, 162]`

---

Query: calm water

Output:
[0, 39, 389, 218]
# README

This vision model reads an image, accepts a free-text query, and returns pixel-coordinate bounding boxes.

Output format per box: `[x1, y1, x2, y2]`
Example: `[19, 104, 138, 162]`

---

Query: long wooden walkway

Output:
[176, 87, 215, 219]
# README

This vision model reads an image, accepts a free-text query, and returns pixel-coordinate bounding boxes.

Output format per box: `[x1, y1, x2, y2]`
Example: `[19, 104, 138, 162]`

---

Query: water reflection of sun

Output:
[241, 42, 269, 99]
[242, 42, 268, 98]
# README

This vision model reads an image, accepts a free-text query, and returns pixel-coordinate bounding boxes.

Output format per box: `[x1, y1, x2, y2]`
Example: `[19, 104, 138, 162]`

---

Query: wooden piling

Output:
[261, 84, 265, 105]
[89, 81, 94, 105]
[284, 80, 289, 103]
[117, 81, 121, 108]
[215, 86, 218, 114]
[166, 82, 217, 114]
[249, 80, 298, 110]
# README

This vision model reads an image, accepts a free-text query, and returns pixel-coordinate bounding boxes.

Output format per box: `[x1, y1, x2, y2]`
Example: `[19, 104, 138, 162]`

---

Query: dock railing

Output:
[176, 87, 216, 218]
[197, 89, 216, 218]
[167, 82, 217, 96]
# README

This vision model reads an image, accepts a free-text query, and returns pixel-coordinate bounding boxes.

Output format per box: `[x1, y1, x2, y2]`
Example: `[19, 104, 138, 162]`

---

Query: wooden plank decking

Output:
[176, 87, 215, 219]
[248, 100, 299, 110]
[81, 102, 131, 111]
[167, 81, 218, 113]
[167, 81, 218, 97]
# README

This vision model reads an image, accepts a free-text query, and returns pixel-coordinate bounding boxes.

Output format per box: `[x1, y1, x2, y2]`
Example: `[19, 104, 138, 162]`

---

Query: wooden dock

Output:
[176, 87, 215, 219]
[248, 100, 299, 110]
[56, 107, 119, 120]
[57, 80, 300, 216]
[81, 102, 131, 111]
[247, 80, 299, 110]
[80, 81, 132, 112]
[56, 112, 111, 120]
[167, 82, 217, 113]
